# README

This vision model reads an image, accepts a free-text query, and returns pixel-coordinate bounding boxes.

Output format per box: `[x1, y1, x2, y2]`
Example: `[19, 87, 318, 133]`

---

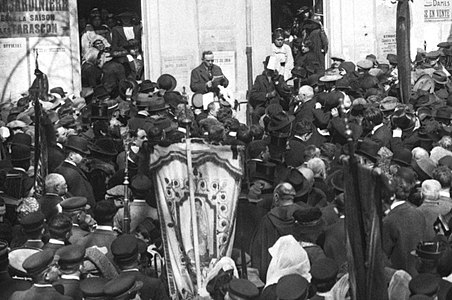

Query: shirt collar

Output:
[13, 167, 26, 172]
[123, 268, 139, 272]
[64, 159, 77, 167]
[440, 189, 450, 198]
[61, 274, 80, 280]
[49, 238, 65, 245]
[96, 225, 113, 231]
[390, 200, 406, 210]
[371, 123, 384, 135]
[133, 199, 146, 203]
[34, 284, 53, 288]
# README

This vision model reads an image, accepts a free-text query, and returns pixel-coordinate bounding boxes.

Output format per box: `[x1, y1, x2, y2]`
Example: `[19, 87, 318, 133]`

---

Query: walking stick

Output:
[122, 128, 132, 234]
[181, 108, 202, 292]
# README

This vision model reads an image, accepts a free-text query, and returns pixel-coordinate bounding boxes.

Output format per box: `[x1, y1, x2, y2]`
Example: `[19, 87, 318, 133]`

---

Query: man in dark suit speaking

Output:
[190, 50, 229, 94]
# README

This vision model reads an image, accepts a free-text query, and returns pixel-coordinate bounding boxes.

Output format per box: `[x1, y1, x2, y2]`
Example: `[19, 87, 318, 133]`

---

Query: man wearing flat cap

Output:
[60, 196, 94, 244]
[53, 245, 86, 300]
[20, 211, 46, 249]
[80, 277, 109, 300]
[10, 250, 70, 300]
[190, 50, 229, 94]
[111, 234, 169, 300]
[55, 135, 96, 207]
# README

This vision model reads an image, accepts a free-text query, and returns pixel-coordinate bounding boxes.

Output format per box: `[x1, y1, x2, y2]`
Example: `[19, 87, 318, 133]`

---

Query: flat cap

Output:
[438, 41, 452, 48]
[357, 59, 373, 70]
[60, 197, 88, 212]
[80, 277, 109, 298]
[103, 273, 143, 299]
[111, 234, 139, 264]
[55, 245, 85, 266]
[276, 274, 309, 300]
[22, 250, 54, 275]
[426, 50, 442, 59]
[228, 278, 259, 298]
[20, 211, 45, 232]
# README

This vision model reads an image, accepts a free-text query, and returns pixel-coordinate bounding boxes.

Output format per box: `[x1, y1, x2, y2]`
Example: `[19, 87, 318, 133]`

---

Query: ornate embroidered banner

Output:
[150, 142, 244, 299]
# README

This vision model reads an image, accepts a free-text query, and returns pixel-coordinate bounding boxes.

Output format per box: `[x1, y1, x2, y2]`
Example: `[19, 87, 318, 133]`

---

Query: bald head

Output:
[45, 173, 67, 196]
[298, 85, 314, 103]
[274, 182, 296, 206]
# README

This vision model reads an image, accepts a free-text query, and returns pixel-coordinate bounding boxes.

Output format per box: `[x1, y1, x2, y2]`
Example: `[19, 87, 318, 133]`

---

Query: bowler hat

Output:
[387, 54, 398, 65]
[356, 139, 380, 162]
[267, 111, 295, 132]
[157, 74, 177, 92]
[148, 95, 170, 112]
[433, 70, 449, 85]
[49, 87, 67, 98]
[139, 80, 157, 93]
[392, 148, 412, 167]
[64, 135, 90, 155]
[11, 133, 32, 149]
[11, 144, 31, 162]
[89, 138, 118, 157]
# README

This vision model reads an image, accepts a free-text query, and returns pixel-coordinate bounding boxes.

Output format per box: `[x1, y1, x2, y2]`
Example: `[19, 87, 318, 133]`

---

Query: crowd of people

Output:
[1, 3, 452, 299]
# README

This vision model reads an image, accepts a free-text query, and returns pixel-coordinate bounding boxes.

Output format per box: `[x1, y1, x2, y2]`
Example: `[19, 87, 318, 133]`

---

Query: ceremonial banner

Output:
[150, 142, 244, 299]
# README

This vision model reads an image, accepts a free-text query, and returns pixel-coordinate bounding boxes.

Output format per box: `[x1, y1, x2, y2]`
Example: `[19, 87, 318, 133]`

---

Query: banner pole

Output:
[186, 137, 202, 293]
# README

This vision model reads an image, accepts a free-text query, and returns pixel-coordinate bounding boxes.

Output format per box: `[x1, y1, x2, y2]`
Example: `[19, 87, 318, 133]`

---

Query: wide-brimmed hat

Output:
[157, 74, 177, 92]
[411, 241, 445, 260]
[89, 138, 118, 157]
[433, 70, 449, 85]
[331, 54, 345, 61]
[413, 74, 435, 94]
[386, 54, 398, 65]
[285, 168, 311, 197]
[267, 111, 295, 132]
[64, 135, 90, 155]
[319, 70, 342, 82]
[136, 93, 152, 108]
[356, 139, 380, 162]
[379, 96, 399, 112]
[148, 95, 170, 112]
[412, 157, 436, 180]
[139, 80, 157, 93]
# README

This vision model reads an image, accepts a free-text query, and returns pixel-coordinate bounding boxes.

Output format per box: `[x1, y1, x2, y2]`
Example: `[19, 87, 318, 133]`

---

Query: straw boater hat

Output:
[319, 69, 343, 82]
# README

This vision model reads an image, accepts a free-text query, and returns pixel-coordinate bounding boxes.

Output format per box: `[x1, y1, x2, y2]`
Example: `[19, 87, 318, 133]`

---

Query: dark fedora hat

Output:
[392, 147, 412, 167]
[267, 111, 295, 132]
[148, 95, 170, 112]
[139, 80, 157, 93]
[285, 168, 311, 197]
[136, 93, 152, 108]
[157, 74, 177, 92]
[93, 85, 110, 101]
[412, 157, 436, 181]
[89, 138, 118, 157]
[91, 103, 109, 120]
[118, 78, 139, 100]
[164, 91, 186, 109]
[49, 87, 67, 98]
[411, 241, 445, 260]
[64, 135, 90, 155]
[356, 138, 380, 162]
[391, 108, 415, 130]
[11, 144, 31, 162]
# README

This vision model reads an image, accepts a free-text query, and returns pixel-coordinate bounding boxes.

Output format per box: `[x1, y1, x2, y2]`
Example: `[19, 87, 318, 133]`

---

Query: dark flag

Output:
[29, 51, 49, 197]
[343, 156, 388, 300]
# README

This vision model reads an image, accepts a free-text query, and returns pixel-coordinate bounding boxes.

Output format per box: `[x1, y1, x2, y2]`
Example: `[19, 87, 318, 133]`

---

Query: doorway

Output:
[270, 0, 324, 32]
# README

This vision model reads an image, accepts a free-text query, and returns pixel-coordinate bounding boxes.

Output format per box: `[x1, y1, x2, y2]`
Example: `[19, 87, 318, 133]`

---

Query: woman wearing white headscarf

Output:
[260, 235, 311, 300]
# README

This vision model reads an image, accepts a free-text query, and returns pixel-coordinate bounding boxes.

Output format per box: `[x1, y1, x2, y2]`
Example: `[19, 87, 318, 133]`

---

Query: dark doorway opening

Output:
[270, 0, 324, 32]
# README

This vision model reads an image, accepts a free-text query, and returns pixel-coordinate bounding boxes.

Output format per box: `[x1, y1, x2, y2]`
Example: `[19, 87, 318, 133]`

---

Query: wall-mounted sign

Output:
[0, 0, 70, 38]
[424, 0, 452, 23]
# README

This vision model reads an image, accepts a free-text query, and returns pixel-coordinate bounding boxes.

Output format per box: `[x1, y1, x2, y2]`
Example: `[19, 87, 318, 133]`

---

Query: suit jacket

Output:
[53, 278, 82, 300]
[368, 124, 392, 148]
[68, 225, 89, 245]
[190, 63, 228, 94]
[249, 73, 279, 109]
[322, 218, 347, 267]
[79, 228, 117, 262]
[9, 284, 72, 300]
[55, 161, 95, 208]
[111, 25, 142, 50]
[47, 146, 65, 173]
[382, 202, 427, 276]
[290, 99, 316, 124]
[120, 270, 169, 300]
[38, 194, 63, 221]
[102, 60, 126, 97]
[0, 271, 31, 300]
[417, 200, 450, 240]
